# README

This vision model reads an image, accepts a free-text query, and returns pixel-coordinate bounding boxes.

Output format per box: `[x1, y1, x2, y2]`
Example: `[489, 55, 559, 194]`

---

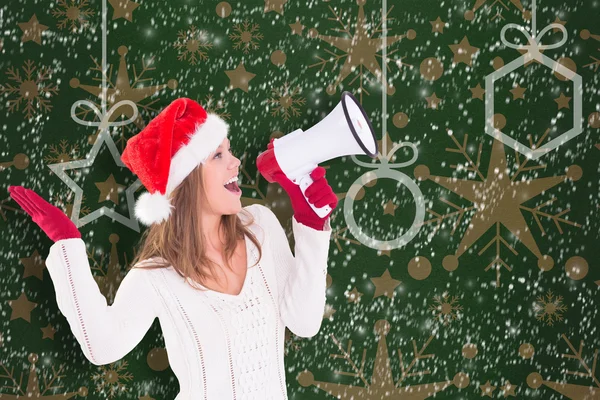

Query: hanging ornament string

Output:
[69, 0, 139, 132]
[500, 0, 567, 63]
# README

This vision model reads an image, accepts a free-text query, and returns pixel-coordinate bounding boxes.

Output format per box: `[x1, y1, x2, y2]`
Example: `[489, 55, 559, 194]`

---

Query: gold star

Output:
[554, 92, 571, 109]
[264, 0, 288, 15]
[323, 304, 337, 319]
[95, 173, 126, 204]
[70, 45, 177, 131]
[509, 84, 526, 100]
[20, 249, 45, 280]
[480, 380, 496, 397]
[108, 0, 140, 22]
[41, 323, 57, 340]
[289, 19, 305, 36]
[383, 200, 398, 216]
[370, 269, 401, 299]
[308, 3, 415, 101]
[448, 36, 479, 66]
[418, 138, 579, 265]
[470, 83, 485, 100]
[500, 380, 518, 397]
[430, 16, 446, 33]
[553, 16, 566, 33]
[425, 92, 442, 109]
[18, 14, 49, 45]
[379, 249, 391, 257]
[346, 287, 363, 304]
[225, 62, 256, 92]
[8, 292, 38, 323]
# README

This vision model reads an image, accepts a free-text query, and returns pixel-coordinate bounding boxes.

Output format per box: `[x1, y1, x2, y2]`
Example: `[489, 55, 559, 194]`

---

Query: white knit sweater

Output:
[44, 204, 332, 399]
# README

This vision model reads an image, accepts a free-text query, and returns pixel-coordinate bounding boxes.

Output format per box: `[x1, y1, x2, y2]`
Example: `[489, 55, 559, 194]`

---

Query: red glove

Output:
[8, 186, 81, 242]
[257, 138, 338, 230]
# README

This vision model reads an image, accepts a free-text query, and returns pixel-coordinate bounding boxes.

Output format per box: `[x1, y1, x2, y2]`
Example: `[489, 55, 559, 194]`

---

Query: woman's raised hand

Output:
[258, 138, 338, 231]
[8, 186, 81, 242]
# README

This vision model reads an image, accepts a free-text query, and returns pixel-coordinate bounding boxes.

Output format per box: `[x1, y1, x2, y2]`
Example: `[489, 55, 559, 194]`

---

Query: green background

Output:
[1, 0, 599, 398]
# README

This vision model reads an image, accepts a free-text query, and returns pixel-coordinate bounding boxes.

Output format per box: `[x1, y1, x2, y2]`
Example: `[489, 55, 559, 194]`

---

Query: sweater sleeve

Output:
[45, 237, 158, 366]
[256, 204, 332, 338]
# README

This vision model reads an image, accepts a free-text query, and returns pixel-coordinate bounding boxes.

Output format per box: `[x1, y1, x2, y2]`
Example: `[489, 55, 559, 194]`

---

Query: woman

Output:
[8, 98, 338, 399]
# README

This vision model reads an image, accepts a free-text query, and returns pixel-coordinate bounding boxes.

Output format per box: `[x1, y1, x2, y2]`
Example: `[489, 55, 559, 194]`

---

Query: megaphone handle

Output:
[297, 173, 332, 219]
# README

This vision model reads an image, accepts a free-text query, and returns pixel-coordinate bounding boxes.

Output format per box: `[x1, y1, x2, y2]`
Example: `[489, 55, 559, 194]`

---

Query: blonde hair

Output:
[128, 162, 262, 291]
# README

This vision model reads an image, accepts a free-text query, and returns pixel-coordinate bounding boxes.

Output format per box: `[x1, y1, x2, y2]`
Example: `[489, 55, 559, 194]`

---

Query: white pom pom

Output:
[135, 191, 174, 226]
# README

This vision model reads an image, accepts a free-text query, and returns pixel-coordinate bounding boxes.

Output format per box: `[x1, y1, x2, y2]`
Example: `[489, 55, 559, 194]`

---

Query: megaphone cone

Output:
[257, 91, 377, 218]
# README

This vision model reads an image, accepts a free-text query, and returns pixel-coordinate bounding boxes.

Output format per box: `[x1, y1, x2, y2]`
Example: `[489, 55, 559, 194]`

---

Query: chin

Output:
[225, 204, 242, 215]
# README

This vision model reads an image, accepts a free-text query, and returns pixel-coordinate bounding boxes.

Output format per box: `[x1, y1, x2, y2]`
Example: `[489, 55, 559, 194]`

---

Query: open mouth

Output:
[224, 179, 241, 195]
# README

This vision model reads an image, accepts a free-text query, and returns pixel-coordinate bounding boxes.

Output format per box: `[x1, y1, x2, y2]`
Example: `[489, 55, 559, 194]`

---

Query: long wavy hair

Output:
[128, 162, 262, 291]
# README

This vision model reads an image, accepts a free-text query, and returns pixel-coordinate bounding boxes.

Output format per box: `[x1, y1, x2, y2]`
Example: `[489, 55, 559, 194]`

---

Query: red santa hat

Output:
[121, 97, 228, 226]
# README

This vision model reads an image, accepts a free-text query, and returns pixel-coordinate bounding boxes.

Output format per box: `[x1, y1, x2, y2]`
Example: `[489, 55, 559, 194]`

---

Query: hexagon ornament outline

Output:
[485, 0, 583, 161]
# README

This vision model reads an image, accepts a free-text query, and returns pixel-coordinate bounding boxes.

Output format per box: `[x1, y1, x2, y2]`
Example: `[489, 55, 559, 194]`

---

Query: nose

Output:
[231, 154, 241, 168]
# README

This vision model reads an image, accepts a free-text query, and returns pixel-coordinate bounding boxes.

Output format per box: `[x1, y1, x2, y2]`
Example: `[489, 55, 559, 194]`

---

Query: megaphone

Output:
[257, 91, 378, 218]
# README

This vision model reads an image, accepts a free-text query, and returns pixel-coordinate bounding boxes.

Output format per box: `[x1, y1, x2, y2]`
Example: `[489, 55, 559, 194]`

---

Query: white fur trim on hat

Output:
[166, 113, 229, 195]
[135, 190, 174, 226]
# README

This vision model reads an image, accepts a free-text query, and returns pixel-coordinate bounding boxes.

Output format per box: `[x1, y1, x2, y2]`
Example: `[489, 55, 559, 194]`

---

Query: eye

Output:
[214, 148, 232, 159]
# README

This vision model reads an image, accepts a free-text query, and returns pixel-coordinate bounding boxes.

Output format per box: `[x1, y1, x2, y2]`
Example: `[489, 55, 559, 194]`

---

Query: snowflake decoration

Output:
[0, 353, 85, 397]
[533, 290, 567, 326]
[50, 191, 93, 218]
[463, 0, 531, 21]
[91, 360, 134, 399]
[229, 19, 264, 54]
[44, 139, 81, 163]
[581, 29, 600, 72]
[0, 60, 59, 120]
[267, 82, 306, 121]
[203, 94, 231, 120]
[428, 291, 463, 326]
[296, 320, 464, 398]
[173, 25, 213, 65]
[51, 0, 95, 32]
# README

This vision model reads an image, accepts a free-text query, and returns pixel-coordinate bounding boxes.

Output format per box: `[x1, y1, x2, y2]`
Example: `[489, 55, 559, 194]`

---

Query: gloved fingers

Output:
[305, 177, 328, 197]
[328, 194, 339, 209]
[310, 166, 326, 180]
[313, 191, 336, 208]
[22, 188, 48, 215]
[10, 187, 38, 218]
[8, 189, 33, 216]
[303, 189, 319, 205]
[311, 193, 332, 208]
[306, 183, 333, 204]
[312, 196, 328, 208]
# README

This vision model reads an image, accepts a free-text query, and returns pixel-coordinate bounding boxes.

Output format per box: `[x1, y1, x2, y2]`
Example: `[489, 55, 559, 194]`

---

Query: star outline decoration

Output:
[47, 129, 143, 232]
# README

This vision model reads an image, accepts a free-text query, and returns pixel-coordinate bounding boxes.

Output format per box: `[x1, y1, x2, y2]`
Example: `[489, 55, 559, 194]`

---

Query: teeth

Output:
[224, 176, 238, 185]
